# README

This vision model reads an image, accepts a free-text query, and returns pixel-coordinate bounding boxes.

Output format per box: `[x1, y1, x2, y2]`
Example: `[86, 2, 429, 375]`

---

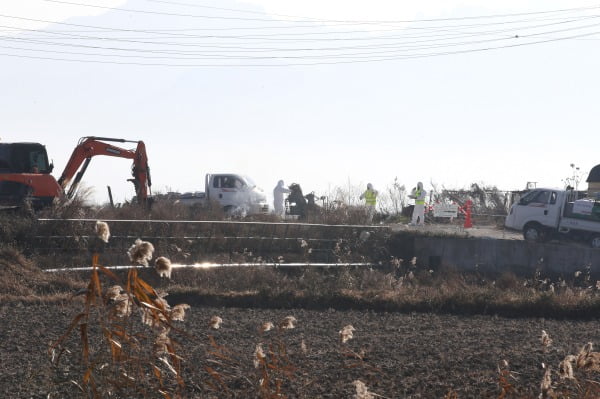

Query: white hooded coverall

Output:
[273, 180, 291, 217]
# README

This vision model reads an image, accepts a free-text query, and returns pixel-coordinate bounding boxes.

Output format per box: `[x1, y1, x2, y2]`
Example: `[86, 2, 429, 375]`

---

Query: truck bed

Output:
[563, 201, 600, 222]
[561, 201, 600, 233]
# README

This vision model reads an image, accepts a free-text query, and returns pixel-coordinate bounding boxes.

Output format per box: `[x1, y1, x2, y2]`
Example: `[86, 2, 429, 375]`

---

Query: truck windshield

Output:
[243, 175, 256, 188]
[519, 190, 552, 205]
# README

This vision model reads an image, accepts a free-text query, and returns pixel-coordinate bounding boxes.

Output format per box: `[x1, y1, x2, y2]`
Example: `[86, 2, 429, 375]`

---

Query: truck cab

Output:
[506, 188, 600, 247]
[205, 173, 269, 216]
[506, 189, 562, 227]
[505, 188, 564, 241]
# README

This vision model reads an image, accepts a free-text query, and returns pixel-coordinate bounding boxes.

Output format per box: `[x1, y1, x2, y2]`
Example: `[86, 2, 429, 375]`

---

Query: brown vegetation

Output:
[2, 200, 600, 397]
[0, 248, 83, 301]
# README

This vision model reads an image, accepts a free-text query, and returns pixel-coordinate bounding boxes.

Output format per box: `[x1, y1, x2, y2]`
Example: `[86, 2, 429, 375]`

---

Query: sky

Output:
[1, 0, 599, 205]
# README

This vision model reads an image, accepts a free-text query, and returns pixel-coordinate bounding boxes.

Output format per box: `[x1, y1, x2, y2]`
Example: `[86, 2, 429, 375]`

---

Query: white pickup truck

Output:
[176, 173, 269, 216]
[505, 188, 600, 248]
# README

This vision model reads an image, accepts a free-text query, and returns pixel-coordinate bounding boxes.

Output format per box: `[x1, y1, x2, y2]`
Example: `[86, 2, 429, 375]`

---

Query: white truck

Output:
[176, 173, 269, 216]
[505, 188, 600, 248]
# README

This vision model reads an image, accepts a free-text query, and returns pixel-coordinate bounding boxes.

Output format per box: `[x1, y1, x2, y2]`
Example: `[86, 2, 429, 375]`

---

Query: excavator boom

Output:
[58, 136, 152, 204]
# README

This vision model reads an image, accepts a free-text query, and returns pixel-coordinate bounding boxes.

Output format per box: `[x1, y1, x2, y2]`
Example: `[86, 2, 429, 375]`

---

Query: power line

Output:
[40, 0, 600, 25]
[11, 14, 600, 40]
[0, 12, 593, 33]
[2, 3, 599, 66]
[1, 29, 598, 67]
[2, 12, 598, 47]
[1, 12, 598, 56]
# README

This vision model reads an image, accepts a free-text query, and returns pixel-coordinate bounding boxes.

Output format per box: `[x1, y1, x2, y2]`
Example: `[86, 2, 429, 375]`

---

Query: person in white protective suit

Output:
[273, 180, 291, 218]
[359, 183, 378, 224]
[409, 182, 427, 226]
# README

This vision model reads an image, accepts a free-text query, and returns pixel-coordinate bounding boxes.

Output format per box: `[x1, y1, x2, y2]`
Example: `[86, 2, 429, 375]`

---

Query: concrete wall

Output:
[390, 233, 600, 277]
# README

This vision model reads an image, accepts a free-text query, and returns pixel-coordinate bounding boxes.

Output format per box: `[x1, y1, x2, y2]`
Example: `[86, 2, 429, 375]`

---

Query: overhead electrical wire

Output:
[2, 12, 598, 46]
[1, 29, 599, 67]
[137, 0, 600, 24]
[1, 2, 599, 66]
[0, 10, 594, 33]
[6, 13, 600, 41]
[4, 11, 599, 39]
[3, 15, 600, 56]
[39, 0, 600, 24]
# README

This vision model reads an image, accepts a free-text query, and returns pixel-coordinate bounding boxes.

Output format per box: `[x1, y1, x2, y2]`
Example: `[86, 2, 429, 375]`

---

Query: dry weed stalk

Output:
[204, 335, 240, 394]
[260, 322, 274, 333]
[558, 355, 576, 380]
[254, 344, 266, 368]
[252, 318, 299, 398]
[50, 233, 189, 398]
[127, 238, 155, 266]
[541, 330, 553, 350]
[576, 342, 600, 372]
[154, 328, 172, 356]
[444, 390, 458, 399]
[113, 293, 133, 318]
[141, 293, 170, 327]
[497, 360, 517, 398]
[352, 379, 374, 399]
[95, 221, 110, 243]
[280, 316, 297, 329]
[155, 256, 173, 279]
[171, 304, 190, 322]
[301, 339, 307, 354]
[104, 285, 123, 301]
[210, 315, 223, 329]
[339, 324, 356, 344]
[539, 365, 553, 398]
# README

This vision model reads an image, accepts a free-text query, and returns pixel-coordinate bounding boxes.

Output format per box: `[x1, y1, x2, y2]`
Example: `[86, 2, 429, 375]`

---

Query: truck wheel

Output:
[523, 223, 545, 242]
[591, 235, 600, 249]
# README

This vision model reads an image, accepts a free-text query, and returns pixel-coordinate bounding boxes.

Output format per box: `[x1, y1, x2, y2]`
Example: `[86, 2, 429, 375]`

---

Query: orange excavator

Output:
[0, 136, 151, 208]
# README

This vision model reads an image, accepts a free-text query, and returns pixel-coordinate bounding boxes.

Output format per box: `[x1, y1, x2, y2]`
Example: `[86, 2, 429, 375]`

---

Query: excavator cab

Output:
[0, 143, 53, 174]
[0, 142, 57, 207]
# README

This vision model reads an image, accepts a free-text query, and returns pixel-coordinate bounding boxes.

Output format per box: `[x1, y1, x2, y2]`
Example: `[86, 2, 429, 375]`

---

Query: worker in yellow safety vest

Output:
[409, 182, 427, 226]
[359, 183, 378, 224]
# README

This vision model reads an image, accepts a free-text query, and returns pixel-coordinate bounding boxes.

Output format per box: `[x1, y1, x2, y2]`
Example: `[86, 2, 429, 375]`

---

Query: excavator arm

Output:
[57, 136, 152, 204]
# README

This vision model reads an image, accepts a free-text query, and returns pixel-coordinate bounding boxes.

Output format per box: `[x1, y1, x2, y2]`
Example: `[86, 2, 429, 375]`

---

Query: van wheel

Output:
[591, 235, 600, 249]
[523, 223, 545, 242]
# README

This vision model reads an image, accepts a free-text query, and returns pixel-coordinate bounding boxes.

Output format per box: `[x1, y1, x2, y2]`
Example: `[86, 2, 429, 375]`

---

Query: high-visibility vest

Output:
[364, 190, 377, 206]
[415, 189, 425, 205]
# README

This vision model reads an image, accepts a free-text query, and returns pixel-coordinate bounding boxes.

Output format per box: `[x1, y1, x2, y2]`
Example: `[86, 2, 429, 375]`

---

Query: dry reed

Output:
[155, 256, 173, 279]
[210, 315, 223, 329]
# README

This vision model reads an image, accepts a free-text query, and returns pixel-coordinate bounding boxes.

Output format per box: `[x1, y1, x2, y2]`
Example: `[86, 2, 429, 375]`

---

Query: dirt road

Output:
[391, 223, 524, 241]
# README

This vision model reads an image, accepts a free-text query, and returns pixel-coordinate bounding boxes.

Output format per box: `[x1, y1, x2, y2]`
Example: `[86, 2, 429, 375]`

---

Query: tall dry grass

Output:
[49, 223, 191, 398]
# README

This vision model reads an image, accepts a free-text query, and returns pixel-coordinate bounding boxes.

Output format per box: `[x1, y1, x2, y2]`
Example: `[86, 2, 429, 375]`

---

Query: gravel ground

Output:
[2, 302, 599, 398]
[391, 223, 523, 241]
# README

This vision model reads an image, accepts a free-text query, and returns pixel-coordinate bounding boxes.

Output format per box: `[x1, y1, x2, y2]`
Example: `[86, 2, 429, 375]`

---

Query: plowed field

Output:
[2, 302, 599, 398]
